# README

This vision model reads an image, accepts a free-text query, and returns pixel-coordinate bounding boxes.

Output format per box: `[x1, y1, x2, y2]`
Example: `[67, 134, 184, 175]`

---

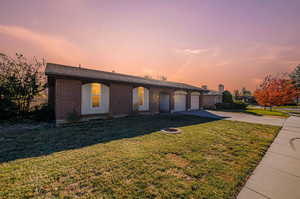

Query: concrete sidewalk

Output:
[237, 116, 300, 199]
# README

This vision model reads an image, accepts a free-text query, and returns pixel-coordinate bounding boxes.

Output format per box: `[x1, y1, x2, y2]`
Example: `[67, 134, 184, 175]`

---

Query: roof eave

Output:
[46, 73, 204, 92]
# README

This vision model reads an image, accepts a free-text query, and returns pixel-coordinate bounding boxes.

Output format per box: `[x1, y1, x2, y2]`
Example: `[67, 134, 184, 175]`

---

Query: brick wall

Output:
[187, 91, 191, 110]
[47, 77, 56, 120]
[50, 76, 199, 122]
[55, 79, 81, 120]
[109, 83, 133, 115]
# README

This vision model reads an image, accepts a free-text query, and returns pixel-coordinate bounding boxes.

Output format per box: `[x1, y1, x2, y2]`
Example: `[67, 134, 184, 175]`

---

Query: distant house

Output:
[45, 63, 222, 124]
[200, 84, 223, 108]
[201, 90, 223, 108]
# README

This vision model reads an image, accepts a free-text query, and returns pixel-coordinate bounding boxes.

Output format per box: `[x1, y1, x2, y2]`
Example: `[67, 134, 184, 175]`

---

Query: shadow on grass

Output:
[0, 114, 218, 163]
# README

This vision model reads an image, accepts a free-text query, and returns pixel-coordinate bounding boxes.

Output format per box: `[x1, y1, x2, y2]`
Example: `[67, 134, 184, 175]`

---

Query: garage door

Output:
[174, 91, 187, 112]
[191, 92, 200, 110]
[159, 93, 170, 112]
[191, 95, 199, 110]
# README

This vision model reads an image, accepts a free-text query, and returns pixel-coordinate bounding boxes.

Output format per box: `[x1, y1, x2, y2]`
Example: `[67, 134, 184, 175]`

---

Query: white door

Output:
[191, 95, 199, 110]
[174, 92, 186, 112]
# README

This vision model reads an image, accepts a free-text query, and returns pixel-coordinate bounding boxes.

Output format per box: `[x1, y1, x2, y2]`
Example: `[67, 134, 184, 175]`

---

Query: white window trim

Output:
[133, 86, 149, 111]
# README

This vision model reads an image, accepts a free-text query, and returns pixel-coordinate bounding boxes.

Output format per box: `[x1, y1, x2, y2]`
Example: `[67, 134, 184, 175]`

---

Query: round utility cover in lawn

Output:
[161, 128, 182, 134]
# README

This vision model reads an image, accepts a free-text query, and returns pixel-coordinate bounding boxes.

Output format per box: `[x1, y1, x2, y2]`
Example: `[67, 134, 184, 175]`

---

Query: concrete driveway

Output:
[180, 110, 286, 126]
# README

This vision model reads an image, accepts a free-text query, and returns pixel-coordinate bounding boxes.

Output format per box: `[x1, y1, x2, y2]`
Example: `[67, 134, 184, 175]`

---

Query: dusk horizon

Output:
[1, 0, 300, 91]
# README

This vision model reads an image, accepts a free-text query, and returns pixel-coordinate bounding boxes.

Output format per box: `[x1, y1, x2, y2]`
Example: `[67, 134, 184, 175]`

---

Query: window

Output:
[91, 83, 101, 108]
[138, 87, 144, 106]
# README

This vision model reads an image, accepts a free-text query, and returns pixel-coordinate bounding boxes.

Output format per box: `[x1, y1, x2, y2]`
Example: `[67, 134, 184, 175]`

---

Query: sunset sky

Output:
[1, 0, 299, 91]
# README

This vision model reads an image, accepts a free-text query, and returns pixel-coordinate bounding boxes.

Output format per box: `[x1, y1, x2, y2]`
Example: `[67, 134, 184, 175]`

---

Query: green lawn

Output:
[244, 108, 289, 117]
[214, 107, 289, 118]
[0, 115, 280, 199]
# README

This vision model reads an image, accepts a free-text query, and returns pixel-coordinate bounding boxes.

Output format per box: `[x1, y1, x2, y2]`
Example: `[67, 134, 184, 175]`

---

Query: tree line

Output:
[221, 65, 300, 110]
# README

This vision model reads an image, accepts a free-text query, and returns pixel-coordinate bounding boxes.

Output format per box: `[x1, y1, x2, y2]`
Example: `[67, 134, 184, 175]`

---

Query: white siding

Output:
[132, 87, 138, 110]
[81, 83, 110, 115]
[132, 87, 149, 111]
[174, 90, 187, 112]
[191, 92, 200, 110]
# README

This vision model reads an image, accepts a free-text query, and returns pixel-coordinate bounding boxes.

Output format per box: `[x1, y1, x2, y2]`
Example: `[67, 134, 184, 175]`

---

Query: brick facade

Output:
[48, 77, 219, 123]
[54, 79, 81, 121]
[47, 77, 56, 120]
[187, 91, 191, 110]
[109, 83, 133, 115]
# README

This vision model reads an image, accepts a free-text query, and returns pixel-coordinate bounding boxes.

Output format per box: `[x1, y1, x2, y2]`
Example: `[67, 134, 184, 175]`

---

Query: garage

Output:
[159, 93, 170, 112]
[191, 92, 200, 110]
[174, 91, 187, 112]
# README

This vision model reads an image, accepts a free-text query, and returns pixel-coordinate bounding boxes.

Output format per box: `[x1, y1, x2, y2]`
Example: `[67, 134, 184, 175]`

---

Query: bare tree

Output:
[0, 53, 46, 117]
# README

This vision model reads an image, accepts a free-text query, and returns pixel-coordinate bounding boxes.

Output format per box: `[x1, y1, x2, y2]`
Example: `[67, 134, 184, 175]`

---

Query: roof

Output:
[203, 90, 222, 96]
[45, 63, 205, 92]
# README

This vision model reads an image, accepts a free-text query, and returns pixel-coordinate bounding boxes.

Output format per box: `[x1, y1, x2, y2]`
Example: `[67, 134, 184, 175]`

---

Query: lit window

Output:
[138, 87, 144, 106]
[91, 83, 101, 107]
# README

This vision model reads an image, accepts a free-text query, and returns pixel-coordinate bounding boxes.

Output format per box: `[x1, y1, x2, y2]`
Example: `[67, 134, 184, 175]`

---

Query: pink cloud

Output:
[0, 25, 88, 65]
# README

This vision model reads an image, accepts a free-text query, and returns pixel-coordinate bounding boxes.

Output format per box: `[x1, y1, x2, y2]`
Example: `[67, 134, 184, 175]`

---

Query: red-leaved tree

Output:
[254, 75, 299, 110]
